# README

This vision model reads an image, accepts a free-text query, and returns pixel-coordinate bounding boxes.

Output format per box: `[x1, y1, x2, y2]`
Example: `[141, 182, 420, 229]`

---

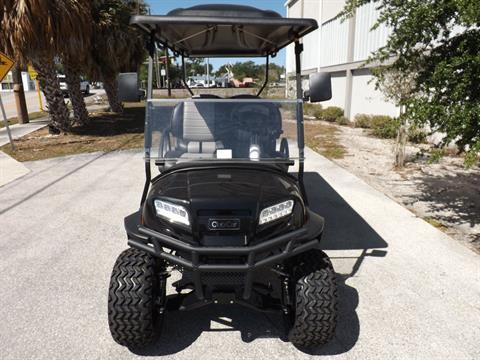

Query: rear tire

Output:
[108, 248, 165, 348]
[288, 249, 338, 347]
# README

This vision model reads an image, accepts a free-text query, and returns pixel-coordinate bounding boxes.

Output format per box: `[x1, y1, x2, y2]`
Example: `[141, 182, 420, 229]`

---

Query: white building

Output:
[285, 0, 399, 119]
[0, 71, 37, 92]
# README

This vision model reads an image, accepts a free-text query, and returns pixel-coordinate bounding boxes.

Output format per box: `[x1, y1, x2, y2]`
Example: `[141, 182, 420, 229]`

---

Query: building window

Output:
[1, 82, 13, 90]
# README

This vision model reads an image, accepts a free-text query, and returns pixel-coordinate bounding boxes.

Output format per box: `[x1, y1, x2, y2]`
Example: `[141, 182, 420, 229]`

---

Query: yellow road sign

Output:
[0, 51, 15, 82]
[28, 64, 38, 80]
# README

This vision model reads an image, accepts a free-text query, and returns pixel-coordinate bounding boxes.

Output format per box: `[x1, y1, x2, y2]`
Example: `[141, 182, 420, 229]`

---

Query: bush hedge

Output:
[304, 104, 345, 123]
[370, 115, 400, 139]
[354, 114, 373, 128]
[407, 125, 428, 144]
[320, 106, 344, 122]
[303, 103, 322, 118]
[336, 116, 350, 126]
[353, 113, 428, 142]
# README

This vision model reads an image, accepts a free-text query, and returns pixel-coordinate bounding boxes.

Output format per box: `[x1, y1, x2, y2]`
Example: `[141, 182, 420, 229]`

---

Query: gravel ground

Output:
[331, 124, 480, 253]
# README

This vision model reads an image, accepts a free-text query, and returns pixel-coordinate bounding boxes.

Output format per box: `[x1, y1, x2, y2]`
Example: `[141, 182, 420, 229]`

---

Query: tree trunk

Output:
[64, 59, 89, 126]
[11, 65, 29, 124]
[394, 111, 408, 168]
[32, 55, 71, 133]
[103, 75, 123, 113]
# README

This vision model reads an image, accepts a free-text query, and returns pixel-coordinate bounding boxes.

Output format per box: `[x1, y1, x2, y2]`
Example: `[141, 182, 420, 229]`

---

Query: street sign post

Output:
[0, 51, 16, 150]
[28, 65, 44, 111]
[27, 64, 38, 80]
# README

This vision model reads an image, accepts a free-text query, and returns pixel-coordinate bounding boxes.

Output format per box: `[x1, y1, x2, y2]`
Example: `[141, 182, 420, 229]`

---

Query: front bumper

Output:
[125, 209, 324, 300]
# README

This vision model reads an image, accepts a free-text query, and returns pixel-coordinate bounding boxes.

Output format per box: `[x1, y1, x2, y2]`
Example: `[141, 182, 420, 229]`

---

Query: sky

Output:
[146, 0, 287, 71]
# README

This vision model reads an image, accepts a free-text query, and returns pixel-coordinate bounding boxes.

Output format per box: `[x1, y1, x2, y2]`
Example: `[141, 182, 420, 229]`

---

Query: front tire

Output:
[108, 248, 165, 348]
[288, 249, 338, 347]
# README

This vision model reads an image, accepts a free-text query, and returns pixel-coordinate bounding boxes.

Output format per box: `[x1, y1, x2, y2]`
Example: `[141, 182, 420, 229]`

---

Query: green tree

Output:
[0, 0, 91, 132]
[342, 0, 480, 165]
[186, 58, 212, 77]
[87, 0, 146, 113]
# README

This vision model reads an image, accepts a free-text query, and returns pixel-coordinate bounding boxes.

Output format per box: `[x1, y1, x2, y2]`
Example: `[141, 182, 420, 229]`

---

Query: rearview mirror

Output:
[307, 72, 332, 103]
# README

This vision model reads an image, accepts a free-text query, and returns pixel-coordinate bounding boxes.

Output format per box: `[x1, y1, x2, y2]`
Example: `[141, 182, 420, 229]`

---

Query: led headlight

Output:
[154, 199, 190, 226]
[259, 200, 294, 225]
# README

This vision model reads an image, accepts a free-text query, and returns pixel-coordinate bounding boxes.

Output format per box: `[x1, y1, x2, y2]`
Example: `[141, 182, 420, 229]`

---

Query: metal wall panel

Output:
[301, 0, 321, 71]
[320, 17, 349, 67]
[286, 1, 302, 74]
[351, 68, 399, 118]
[354, 2, 391, 62]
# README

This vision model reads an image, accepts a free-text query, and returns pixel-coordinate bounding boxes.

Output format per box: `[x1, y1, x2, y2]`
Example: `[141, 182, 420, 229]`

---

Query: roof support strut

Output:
[256, 56, 269, 97]
[294, 40, 307, 204]
[181, 55, 194, 96]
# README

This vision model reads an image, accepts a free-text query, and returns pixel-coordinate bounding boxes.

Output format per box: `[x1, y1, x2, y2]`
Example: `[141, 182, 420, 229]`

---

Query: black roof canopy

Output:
[131, 4, 318, 57]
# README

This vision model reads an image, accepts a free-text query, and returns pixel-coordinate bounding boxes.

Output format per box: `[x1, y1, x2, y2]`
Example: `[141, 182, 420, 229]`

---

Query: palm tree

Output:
[61, 3, 93, 126]
[0, 0, 91, 132]
[87, 0, 146, 113]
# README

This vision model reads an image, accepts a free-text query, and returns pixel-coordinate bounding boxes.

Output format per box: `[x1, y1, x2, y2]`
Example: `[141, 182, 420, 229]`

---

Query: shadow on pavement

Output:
[131, 172, 388, 357]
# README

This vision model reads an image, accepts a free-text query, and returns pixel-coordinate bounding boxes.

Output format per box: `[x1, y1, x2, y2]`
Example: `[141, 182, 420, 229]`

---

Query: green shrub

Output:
[313, 107, 324, 119]
[370, 115, 400, 139]
[355, 113, 427, 142]
[428, 148, 445, 164]
[303, 103, 322, 118]
[354, 114, 372, 128]
[320, 106, 344, 122]
[336, 116, 350, 126]
[408, 125, 428, 144]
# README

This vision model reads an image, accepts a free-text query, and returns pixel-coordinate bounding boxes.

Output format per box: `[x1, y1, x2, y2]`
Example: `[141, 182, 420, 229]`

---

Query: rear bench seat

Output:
[164, 101, 223, 160]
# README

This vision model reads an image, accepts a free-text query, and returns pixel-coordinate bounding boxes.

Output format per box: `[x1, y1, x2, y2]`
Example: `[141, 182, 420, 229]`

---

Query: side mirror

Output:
[307, 72, 332, 103]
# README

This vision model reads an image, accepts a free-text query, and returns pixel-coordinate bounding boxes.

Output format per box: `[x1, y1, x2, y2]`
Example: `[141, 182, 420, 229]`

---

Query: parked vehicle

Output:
[58, 75, 90, 96]
[108, 4, 336, 350]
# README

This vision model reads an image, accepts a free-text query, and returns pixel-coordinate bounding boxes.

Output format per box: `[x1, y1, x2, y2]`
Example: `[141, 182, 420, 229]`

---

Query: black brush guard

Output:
[125, 210, 324, 301]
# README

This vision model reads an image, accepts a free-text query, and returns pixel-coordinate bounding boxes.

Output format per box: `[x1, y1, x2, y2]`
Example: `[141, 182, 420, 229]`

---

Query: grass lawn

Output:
[283, 120, 347, 159]
[0, 111, 48, 129]
[1, 103, 145, 162]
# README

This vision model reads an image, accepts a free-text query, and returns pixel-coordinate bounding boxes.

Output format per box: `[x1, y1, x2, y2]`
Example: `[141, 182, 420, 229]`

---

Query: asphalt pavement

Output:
[0, 148, 478, 359]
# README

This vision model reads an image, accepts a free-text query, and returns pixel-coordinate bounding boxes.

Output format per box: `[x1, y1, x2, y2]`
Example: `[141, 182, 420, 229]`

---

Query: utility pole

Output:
[165, 47, 171, 97]
[206, 58, 210, 88]
[12, 65, 29, 124]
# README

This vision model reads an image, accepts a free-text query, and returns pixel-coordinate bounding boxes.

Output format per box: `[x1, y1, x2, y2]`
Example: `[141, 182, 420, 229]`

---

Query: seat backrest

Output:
[182, 102, 216, 142]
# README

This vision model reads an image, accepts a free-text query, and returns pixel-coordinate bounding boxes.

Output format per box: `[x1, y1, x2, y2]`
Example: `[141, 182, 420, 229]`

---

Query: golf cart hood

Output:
[143, 166, 306, 246]
[151, 167, 297, 206]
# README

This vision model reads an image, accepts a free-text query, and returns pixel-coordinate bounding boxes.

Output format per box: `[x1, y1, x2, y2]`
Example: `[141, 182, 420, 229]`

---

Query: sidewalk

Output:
[0, 117, 49, 147]
[0, 117, 49, 187]
[0, 102, 108, 187]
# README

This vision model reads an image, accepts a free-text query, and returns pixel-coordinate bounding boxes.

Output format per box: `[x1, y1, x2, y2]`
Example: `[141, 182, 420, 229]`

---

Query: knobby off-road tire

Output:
[108, 248, 164, 348]
[288, 249, 338, 347]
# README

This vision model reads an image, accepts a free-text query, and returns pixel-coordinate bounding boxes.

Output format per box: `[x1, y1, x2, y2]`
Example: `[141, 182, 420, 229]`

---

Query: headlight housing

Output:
[154, 199, 190, 226]
[259, 200, 294, 225]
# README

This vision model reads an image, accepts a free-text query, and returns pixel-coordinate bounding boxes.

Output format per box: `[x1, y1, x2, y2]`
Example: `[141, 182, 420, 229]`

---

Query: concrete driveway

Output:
[0, 148, 478, 359]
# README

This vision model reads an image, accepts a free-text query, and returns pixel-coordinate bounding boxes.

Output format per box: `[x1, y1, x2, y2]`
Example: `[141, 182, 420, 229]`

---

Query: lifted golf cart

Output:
[108, 4, 337, 349]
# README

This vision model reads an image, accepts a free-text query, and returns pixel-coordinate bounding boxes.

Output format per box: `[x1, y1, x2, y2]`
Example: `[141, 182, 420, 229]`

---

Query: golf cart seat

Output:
[164, 102, 224, 161]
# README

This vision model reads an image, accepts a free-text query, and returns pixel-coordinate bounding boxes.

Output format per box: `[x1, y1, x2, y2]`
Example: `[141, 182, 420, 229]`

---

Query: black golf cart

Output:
[108, 4, 337, 349]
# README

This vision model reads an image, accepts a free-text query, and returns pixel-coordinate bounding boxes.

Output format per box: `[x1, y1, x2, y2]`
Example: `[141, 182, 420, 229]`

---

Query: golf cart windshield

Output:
[145, 99, 303, 165]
